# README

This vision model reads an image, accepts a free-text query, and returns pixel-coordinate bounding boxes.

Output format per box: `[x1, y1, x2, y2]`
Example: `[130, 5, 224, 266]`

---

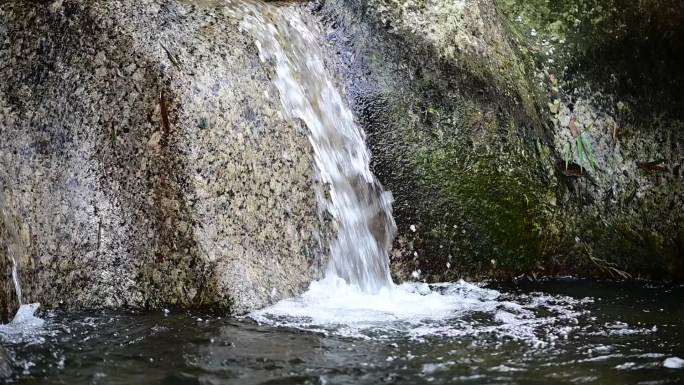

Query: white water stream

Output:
[238, 1, 396, 293]
[1, 207, 24, 306]
[235, 0, 595, 344]
[10, 253, 23, 307]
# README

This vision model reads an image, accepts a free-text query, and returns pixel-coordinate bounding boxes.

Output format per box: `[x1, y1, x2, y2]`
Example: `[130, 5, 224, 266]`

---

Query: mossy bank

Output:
[312, 0, 683, 281]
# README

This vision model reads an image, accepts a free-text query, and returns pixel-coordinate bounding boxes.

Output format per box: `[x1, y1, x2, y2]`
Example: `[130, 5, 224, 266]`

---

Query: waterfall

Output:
[0, 207, 44, 329]
[243, 1, 499, 336]
[237, 1, 397, 293]
[1, 207, 23, 306]
[1, 203, 43, 330]
[10, 254, 22, 306]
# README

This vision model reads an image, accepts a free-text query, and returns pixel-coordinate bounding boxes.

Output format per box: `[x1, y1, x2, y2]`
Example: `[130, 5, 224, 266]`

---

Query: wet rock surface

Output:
[0, 345, 11, 379]
[0, 0, 328, 316]
[311, 0, 683, 281]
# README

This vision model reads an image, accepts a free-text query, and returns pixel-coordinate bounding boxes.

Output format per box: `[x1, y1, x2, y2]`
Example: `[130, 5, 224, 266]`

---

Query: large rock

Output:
[0, 0, 328, 317]
[312, 0, 683, 281]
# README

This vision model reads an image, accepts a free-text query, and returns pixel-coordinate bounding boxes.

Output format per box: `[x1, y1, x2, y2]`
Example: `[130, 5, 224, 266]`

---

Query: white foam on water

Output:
[9, 303, 44, 328]
[663, 357, 684, 369]
[0, 303, 46, 343]
[252, 276, 496, 327]
[250, 276, 595, 345]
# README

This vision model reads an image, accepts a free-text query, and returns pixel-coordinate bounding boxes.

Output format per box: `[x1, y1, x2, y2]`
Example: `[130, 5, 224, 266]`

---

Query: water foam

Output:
[252, 276, 496, 327]
[250, 276, 595, 346]
[0, 303, 46, 344]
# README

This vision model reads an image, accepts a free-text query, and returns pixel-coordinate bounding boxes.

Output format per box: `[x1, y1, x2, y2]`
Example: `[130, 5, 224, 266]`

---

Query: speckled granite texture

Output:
[0, 0, 328, 318]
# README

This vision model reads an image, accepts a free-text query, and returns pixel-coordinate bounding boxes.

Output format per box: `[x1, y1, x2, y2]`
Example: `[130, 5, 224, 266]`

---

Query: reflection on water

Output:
[2, 280, 683, 385]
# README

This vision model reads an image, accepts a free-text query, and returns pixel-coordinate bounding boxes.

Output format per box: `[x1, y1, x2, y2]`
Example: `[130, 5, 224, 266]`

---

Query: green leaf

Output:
[576, 136, 584, 170]
[563, 142, 571, 169]
[583, 135, 597, 172]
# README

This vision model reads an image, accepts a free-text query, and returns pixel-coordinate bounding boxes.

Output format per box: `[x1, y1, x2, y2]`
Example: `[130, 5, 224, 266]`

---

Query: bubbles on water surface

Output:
[663, 357, 684, 369]
[0, 304, 48, 344]
[249, 276, 611, 348]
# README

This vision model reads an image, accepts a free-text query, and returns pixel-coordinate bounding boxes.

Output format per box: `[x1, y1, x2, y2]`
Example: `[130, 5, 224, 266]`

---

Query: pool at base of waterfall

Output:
[1, 279, 683, 385]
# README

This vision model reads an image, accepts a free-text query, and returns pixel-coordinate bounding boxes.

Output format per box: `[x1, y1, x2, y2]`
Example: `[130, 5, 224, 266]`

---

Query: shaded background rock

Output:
[0, 0, 328, 319]
[497, 0, 684, 280]
[311, 0, 683, 281]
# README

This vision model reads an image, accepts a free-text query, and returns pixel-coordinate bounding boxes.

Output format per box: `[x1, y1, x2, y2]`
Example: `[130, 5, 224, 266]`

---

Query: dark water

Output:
[2, 279, 683, 385]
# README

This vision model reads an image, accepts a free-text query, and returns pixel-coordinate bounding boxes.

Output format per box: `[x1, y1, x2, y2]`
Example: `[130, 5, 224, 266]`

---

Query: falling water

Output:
[1, 205, 43, 331]
[237, 1, 590, 342]
[1, 207, 23, 306]
[10, 254, 22, 306]
[238, 1, 396, 293]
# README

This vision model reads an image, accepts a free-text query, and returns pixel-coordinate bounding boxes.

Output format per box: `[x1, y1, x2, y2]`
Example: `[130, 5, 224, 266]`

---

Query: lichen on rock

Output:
[0, 0, 329, 315]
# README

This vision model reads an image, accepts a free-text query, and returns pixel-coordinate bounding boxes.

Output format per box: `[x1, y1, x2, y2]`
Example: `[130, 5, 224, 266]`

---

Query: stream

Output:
[2, 279, 683, 384]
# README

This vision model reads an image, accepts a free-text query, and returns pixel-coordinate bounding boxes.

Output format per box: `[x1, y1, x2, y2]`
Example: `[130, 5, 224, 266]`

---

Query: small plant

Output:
[563, 141, 572, 169]
[563, 120, 598, 173]
[575, 132, 598, 172]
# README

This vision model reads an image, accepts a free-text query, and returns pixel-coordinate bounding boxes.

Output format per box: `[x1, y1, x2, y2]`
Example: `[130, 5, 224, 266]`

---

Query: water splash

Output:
[237, 1, 396, 293]
[250, 276, 598, 345]
[0, 303, 46, 345]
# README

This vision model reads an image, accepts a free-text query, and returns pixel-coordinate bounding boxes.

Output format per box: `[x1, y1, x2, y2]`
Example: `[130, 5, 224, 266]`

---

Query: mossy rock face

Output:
[313, 0, 683, 280]
[498, 0, 684, 279]
[312, 0, 561, 280]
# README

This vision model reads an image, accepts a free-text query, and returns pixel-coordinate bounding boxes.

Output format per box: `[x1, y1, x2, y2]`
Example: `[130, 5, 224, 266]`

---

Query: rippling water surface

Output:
[2, 279, 683, 385]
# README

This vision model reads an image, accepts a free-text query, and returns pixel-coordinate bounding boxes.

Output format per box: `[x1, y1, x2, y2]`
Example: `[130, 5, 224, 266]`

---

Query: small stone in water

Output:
[663, 357, 684, 369]
[410, 224, 416, 232]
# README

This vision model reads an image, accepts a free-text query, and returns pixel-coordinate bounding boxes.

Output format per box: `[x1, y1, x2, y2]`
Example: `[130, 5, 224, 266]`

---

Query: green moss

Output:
[497, 0, 684, 113]
[332, 0, 682, 281]
[410, 120, 562, 278]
